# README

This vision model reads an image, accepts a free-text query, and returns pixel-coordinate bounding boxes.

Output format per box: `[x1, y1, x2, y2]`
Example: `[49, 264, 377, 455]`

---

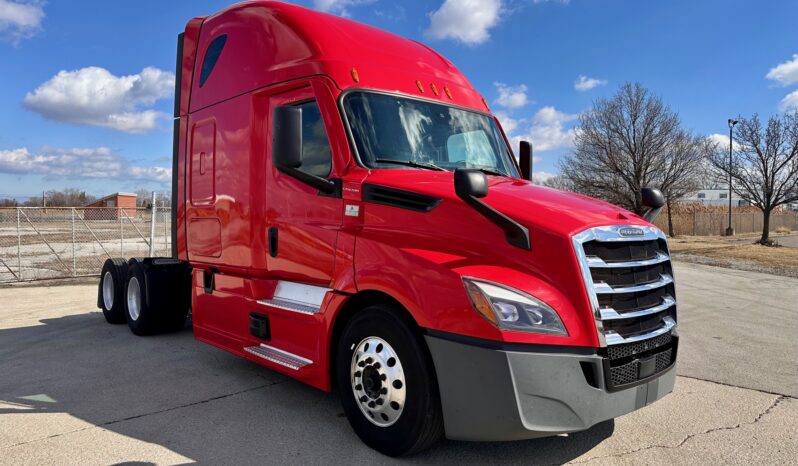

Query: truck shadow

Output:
[0, 312, 612, 465]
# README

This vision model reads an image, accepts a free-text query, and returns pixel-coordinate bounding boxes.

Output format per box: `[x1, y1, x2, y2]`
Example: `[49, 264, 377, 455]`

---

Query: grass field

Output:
[668, 231, 798, 278]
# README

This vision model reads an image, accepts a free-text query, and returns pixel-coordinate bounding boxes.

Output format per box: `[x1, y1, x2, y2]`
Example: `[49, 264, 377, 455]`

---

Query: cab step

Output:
[244, 344, 312, 370]
[256, 281, 330, 316]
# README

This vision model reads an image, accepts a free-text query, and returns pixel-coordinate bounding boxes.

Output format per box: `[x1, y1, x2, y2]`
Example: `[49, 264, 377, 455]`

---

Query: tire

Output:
[124, 259, 191, 336]
[97, 258, 128, 324]
[124, 260, 160, 336]
[335, 305, 444, 456]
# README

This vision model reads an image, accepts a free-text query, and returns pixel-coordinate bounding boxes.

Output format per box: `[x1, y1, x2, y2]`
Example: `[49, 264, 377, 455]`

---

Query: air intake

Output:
[362, 184, 441, 212]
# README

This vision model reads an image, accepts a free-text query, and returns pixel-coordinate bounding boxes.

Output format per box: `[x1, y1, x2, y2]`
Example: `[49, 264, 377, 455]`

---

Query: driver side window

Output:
[296, 101, 332, 178]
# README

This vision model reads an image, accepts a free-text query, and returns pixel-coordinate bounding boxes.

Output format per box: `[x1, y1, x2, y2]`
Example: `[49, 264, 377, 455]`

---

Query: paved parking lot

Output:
[777, 234, 798, 248]
[1, 262, 796, 465]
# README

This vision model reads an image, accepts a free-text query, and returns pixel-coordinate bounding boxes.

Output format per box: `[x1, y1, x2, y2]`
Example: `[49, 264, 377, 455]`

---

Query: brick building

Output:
[84, 193, 138, 220]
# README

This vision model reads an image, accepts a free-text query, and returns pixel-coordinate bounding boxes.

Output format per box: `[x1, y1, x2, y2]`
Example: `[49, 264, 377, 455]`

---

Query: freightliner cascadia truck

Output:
[97, 1, 677, 456]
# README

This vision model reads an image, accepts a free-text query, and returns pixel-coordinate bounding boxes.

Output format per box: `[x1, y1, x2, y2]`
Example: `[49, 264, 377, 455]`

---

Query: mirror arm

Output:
[643, 206, 662, 223]
[276, 165, 338, 195]
[456, 192, 531, 250]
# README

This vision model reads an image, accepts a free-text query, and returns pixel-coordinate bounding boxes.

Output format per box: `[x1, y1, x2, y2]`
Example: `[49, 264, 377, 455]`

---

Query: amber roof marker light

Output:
[444, 86, 453, 99]
[351, 67, 360, 83]
[430, 83, 440, 96]
[416, 80, 425, 93]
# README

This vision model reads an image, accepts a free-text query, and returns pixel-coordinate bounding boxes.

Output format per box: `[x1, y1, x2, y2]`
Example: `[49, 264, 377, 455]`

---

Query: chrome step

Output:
[256, 281, 330, 316]
[257, 297, 320, 315]
[244, 344, 312, 370]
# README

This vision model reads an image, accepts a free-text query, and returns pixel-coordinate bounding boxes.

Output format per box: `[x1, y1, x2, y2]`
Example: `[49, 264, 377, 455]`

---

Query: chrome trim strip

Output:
[605, 317, 676, 345]
[244, 344, 313, 370]
[594, 274, 673, 295]
[586, 251, 670, 268]
[578, 225, 666, 243]
[600, 295, 675, 320]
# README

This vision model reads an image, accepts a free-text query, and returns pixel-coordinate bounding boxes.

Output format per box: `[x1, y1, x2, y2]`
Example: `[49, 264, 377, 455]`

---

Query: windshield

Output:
[343, 92, 518, 176]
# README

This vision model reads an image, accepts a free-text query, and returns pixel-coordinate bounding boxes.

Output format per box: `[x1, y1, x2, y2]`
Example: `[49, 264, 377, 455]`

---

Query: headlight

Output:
[462, 278, 567, 336]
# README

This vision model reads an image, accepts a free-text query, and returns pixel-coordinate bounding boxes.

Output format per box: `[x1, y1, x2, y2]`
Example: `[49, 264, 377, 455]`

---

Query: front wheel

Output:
[335, 305, 443, 456]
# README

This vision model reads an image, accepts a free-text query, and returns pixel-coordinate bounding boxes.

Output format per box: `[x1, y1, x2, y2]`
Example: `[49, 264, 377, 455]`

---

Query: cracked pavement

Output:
[0, 261, 796, 465]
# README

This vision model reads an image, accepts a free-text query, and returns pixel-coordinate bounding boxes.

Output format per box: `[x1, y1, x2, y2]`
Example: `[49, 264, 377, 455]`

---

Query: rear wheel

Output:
[124, 259, 192, 336]
[336, 305, 443, 456]
[97, 258, 128, 324]
[125, 261, 159, 336]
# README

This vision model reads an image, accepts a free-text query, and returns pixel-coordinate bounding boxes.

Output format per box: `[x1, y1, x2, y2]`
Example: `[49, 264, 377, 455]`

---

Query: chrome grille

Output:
[572, 225, 678, 347]
[573, 225, 678, 390]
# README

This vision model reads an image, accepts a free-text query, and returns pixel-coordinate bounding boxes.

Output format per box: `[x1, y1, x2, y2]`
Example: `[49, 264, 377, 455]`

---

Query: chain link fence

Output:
[0, 207, 171, 283]
[653, 210, 798, 236]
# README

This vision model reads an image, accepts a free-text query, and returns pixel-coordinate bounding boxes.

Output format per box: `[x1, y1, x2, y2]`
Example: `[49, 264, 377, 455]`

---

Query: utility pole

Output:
[149, 191, 157, 257]
[726, 119, 738, 236]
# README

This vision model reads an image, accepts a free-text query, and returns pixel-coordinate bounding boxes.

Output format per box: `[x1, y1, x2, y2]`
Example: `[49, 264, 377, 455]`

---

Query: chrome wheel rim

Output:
[350, 336, 406, 427]
[102, 271, 114, 310]
[126, 276, 141, 321]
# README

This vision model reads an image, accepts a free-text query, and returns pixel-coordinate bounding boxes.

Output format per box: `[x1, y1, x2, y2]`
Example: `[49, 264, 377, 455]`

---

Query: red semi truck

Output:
[97, 1, 677, 456]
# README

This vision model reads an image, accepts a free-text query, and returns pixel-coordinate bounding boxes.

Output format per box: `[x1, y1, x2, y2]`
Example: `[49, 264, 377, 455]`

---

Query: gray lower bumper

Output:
[425, 335, 676, 441]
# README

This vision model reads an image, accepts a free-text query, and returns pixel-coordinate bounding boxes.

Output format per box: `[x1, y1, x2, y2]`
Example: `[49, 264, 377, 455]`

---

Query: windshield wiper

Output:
[471, 167, 506, 177]
[373, 158, 447, 171]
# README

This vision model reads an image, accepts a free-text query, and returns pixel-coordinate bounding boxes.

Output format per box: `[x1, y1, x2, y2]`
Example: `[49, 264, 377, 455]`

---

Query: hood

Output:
[362, 170, 651, 238]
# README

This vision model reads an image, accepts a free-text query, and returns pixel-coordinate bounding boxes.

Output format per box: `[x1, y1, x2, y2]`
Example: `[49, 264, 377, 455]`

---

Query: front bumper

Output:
[425, 334, 676, 441]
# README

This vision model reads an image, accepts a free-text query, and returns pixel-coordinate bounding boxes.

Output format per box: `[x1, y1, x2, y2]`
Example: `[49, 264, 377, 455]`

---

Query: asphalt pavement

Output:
[0, 262, 796, 465]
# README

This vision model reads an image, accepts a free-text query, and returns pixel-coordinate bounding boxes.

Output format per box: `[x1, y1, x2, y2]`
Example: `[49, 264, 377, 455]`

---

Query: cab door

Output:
[264, 84, 343, 286]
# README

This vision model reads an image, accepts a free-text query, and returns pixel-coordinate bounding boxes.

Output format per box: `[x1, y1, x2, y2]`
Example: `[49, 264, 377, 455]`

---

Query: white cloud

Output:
[23, 66, 174, 133]
[498, 106, 577, 157]
[313, 0, 375, 16]
[524, 106, 577, 151]
[766, 54, 798, 86]
[0, 0, 44, 44]
[494, 82, 529, 109]
[532, 171, 557, 184]
[494, 111, 521, 136]
[708, 133, 731, 148]
[425, 0, 502, 45]
[0, 147, 171, 183]
[779, 89, 798, 111]
[574, 75, 607, 91]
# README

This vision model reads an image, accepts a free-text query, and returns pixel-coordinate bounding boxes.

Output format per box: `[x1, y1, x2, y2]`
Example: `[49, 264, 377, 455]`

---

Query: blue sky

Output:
[1, 0, 798, 199]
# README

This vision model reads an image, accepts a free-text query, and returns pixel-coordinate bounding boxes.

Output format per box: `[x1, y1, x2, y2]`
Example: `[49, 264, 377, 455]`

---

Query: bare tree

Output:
[708, 113, 798, 244]
[659, 132, 707, 236]
[541, 175, 574, 191]
[560, 83, 704, 224]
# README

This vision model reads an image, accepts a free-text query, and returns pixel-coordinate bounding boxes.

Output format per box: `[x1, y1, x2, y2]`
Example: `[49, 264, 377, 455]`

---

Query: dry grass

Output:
[776, 226, 792, 234]
[668, 232, 798, 277]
